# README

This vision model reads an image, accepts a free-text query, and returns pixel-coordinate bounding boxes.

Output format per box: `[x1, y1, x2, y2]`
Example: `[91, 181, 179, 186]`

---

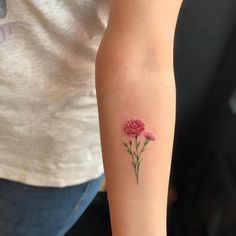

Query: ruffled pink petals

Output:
[123, 119, 145, 137]
[143, 131, 156, 141]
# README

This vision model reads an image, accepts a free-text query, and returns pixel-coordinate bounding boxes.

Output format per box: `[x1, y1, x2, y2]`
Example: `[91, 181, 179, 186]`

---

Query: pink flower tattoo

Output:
[123, 119, 145, 137]
[122, 119, 156, 185]
[143, 131, 156, 141]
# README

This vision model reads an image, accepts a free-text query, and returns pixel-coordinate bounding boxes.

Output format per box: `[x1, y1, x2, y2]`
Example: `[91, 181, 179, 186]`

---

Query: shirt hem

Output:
[0, 166, 105, 187]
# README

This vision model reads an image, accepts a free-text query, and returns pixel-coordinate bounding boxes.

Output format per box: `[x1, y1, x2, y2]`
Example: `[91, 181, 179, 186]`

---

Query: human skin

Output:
[95, 0, 182, 235]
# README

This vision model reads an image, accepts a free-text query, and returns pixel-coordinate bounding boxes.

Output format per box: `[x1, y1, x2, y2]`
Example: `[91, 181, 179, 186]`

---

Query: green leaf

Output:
[132, 162, 136, 168]
[137, 141, 141, 148]
[123, 142, 128, 148]
[144, 139, 149, 145]
[127, 149, 132, 155]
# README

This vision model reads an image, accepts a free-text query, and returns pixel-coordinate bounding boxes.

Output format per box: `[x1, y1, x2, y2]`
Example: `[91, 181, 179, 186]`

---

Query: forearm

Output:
[95, 38, 176, 236]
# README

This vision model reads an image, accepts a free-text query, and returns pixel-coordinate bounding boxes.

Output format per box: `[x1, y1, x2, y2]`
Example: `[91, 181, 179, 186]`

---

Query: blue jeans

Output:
[0, 174, 104, 236]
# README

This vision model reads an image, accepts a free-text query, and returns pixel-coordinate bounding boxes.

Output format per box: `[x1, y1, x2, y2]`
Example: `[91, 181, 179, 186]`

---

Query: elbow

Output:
[95, 35, 175, 88]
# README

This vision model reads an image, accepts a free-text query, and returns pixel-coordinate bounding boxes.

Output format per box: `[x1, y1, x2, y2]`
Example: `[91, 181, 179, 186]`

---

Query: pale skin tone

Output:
[95, 0, 182, 235]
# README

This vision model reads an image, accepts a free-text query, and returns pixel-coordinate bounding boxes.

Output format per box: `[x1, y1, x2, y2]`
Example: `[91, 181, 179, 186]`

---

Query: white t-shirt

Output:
[0, 0, 110, 187]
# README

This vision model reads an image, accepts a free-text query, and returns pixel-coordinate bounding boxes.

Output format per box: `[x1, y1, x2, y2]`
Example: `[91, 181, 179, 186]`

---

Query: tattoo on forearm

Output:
[122, 119, 156, 185]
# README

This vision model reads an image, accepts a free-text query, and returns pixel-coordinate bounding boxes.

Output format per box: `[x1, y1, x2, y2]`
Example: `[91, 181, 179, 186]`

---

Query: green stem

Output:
[135, 159, 143, 185]
[140, 144, 145, 153]
[128, 148, 135, 163]
[135, 136, 140, 185]
[140, 139, 150, 153]
[135, 136, 139, 160]
[135, 164, 139, 185]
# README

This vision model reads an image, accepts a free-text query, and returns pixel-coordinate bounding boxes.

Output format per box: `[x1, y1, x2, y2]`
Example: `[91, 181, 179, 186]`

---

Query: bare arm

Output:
[95, 0, 182, 235]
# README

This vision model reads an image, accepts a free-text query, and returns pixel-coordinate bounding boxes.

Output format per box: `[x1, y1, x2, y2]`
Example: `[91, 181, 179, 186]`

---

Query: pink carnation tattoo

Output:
[143, 131, 156, 141]
[122, 119, 156, 185]
[123, 119, 145, 137]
